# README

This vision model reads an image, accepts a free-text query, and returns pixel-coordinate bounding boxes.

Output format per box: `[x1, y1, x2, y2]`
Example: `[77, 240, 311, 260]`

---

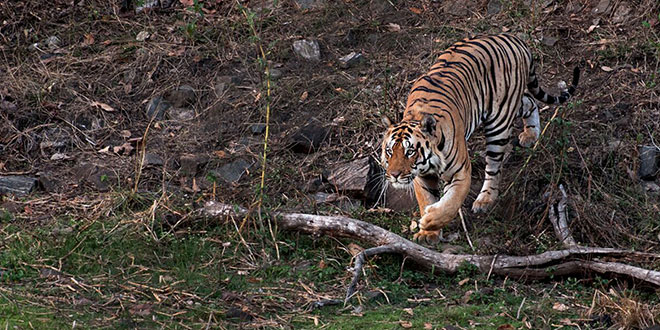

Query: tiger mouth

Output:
[389, 177, 414, 189]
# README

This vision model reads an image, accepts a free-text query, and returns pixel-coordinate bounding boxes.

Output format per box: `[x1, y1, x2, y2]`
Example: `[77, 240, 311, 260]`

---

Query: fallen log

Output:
[206, 194, 660, 302]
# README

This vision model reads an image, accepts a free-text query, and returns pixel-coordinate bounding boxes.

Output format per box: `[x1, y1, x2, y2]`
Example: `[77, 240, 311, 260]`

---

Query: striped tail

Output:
[527, 64, 580, 105]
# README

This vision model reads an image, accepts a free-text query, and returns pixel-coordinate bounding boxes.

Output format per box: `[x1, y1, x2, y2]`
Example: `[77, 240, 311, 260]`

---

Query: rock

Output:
[611, 4, 631, 24]
[605, 139, 623, 153]
[541, 36, 558, 47]
[644, 325, 660, 330]
[166, 85, 195, 107]
[0, 176, 38, 196]
[312, 192, 361, 212]
[268, 68, 283, 80]
[328, 157, 371, 196]
[134, 0, 173, 13]
[292, 39, 321, 61]
[144, 153, 164, 166]
[37, 172, 60, 193]
[0, 200, 20, 213]
[442, 325, 461, 330]
[145, 96, 171, 121]
[383, 184, 418, 212]
[45, 36, 61, 50]
[211, 159, 254, 184]
[338, 52, 363, 68]
[642, 181, 660, 194]
[225, 307, 253, 321]
[40, 268, 65, 279]
[487, 0, 502, 15]
[343, 29, 357, 46]
[136, 31, 150, 42]
[0, 100, 16, 112]
[215, 75, 241, 96]
[566, 1, 584, 13]
[179, 154, 209, 177]
[444, 0, 472, 16]
[364, 290, 386, 302]
[250, 124, 266, 135]
[295, 0, 324, 9]
[170, 108, 195, 121]
[290, 119, 330, 153]
[592, 0, 610, 14]
[639, 146, 659, 180]
[202, 201, 244, 218]
[303, 176, 326, 193]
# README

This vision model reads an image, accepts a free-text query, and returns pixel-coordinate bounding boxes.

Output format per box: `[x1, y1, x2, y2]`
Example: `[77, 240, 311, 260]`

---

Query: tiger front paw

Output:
[413, 229, 442, 245]
[472, 192, 496, 213]
[518, 130, 539, 148]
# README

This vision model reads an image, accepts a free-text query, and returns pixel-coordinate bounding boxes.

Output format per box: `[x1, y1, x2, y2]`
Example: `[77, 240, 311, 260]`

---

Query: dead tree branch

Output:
[205, 201, 660, 300]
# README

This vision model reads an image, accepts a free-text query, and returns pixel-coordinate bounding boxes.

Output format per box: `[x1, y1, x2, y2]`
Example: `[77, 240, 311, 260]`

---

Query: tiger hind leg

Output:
[518, 93, 540, 148]
[471, 113, 516, 213]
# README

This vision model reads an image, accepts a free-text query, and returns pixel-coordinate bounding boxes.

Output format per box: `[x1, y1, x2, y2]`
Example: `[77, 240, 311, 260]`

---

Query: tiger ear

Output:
[421, 114, 436, 135]
[381, 115, 393, 127]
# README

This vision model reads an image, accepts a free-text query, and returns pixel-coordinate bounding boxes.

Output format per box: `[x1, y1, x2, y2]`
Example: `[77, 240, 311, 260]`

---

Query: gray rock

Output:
[75, 163, 117, 192]
[487, 0, 502, 15]
[639, 146, 659, 180]
[328, 157, 371, 196]
[145, 96, 171, 120]
[0, 176, 38, 196]
[566, 1, 584, 13]
[0, 200, 20, 213]
[167, 85, 195, 107]
[605, 139, 623, 153]
[611, 4, 631, 24]
[215, 75, 241, 96]
[45, 36, 61, 51]
[444, 0, 473, 16]
[250, 123, 266, 135]
[179, 154, 209, 177]
[383, 184, 418, 212]
[170, 108, 195, 121]
[212, 159, 254, 184]
[592, 0, 610, 14]
[0, 100, 16, 112]
[292, 39, 321, 61]
[303, 176, 326, 193]
[225, 307, 253, 321]
[343, 29, 357, 46]
[541, 36, 558, 47]
[268, 68, 283, 80]
[37, 172, 59, 193]
[642, 181, 660, 194]
[290, 119, 330, 153]
[144, 153, 164, 166]
[338, 52, 363, 68]
[364, 290, 386, 302]
[295, 0, 324, 9]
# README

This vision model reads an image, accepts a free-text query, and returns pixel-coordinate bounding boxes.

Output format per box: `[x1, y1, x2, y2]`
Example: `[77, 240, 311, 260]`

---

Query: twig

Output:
[516, 297, 526, 319]
[548, 184, 578, 248]
[345, 244, 398, 303]
[459, 208, 474, 251]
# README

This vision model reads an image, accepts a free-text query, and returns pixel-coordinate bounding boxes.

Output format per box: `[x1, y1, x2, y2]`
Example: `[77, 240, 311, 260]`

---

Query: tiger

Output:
[380, 33, 580, 244]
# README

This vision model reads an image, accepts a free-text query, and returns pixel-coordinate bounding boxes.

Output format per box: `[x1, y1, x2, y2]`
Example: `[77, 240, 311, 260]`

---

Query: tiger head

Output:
[381, 114, 439, 189]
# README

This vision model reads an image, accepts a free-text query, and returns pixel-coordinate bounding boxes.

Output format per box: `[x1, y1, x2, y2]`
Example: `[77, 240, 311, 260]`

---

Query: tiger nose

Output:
[389, 170, 401, 179]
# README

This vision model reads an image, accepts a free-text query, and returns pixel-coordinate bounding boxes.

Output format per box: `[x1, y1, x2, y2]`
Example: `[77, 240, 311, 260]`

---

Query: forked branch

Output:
[206, 198, 660, 301]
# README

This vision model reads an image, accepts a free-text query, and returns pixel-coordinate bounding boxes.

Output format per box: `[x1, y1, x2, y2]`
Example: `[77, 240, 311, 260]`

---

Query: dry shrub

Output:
[588, 289, 660, 329]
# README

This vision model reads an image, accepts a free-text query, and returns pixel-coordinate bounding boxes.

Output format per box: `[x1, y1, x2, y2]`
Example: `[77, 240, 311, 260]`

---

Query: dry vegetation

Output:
[1, 0, 659, 328]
